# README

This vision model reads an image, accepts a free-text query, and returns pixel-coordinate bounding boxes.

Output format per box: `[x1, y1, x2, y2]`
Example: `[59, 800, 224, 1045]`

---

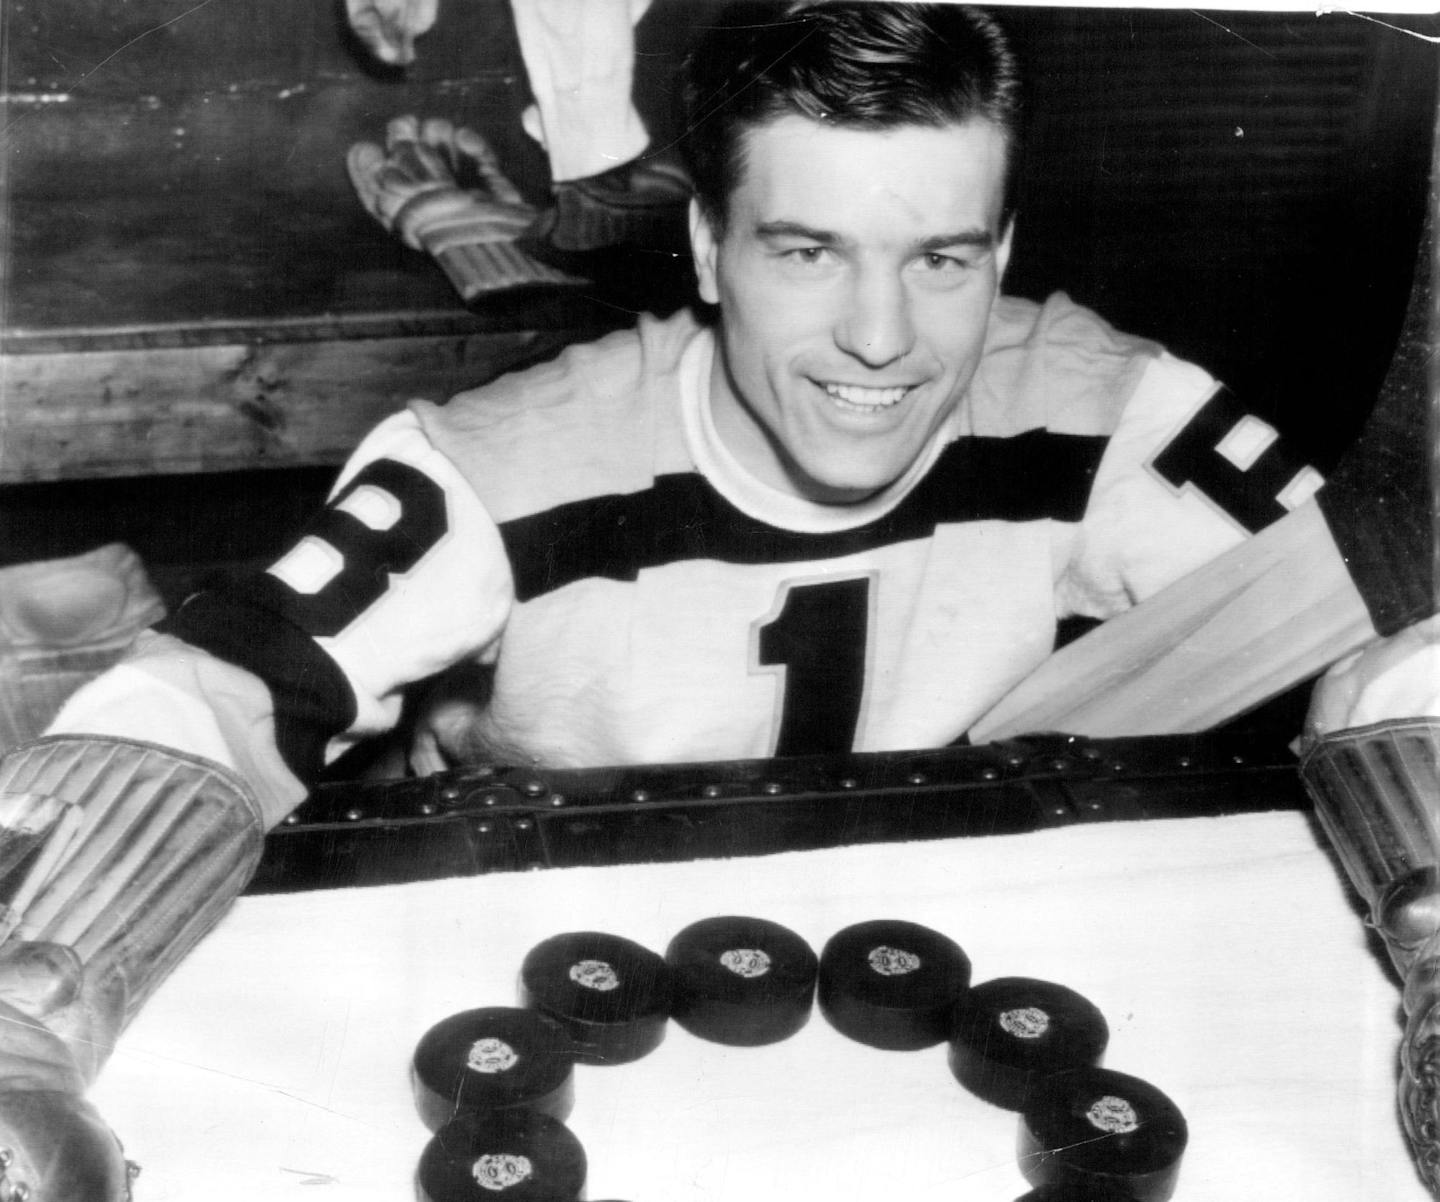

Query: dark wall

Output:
[996, 8, 1436, 471]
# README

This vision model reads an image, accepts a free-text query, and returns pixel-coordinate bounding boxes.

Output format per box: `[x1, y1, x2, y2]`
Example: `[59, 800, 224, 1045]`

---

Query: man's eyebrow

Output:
[753, 222, 996, 252]
[916, 229, 996, 253]
[754, 221, 840, 244]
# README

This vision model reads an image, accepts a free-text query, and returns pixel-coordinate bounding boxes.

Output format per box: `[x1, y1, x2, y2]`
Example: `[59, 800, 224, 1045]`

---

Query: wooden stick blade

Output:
[971, 501, 1378, 741]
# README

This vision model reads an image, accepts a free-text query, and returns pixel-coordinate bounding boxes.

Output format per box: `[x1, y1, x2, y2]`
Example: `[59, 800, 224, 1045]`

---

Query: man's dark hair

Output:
[679, 2, 1024, 233]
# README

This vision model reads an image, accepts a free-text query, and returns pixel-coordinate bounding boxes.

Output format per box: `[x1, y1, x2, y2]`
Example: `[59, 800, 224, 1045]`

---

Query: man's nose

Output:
[833, 268, 915, 368]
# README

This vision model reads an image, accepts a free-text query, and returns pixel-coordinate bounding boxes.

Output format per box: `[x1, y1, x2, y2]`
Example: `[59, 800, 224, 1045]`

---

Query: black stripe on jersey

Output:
[157, 588, 357, 788]
[500, 429, 1108, 602]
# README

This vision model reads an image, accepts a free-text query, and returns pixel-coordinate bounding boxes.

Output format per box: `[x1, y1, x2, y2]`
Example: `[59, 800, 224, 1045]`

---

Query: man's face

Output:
[692, 115, 1013, 505]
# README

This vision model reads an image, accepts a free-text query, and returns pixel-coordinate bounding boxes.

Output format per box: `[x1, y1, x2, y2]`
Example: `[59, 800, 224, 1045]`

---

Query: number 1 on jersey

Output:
[756, 576, 872, 756]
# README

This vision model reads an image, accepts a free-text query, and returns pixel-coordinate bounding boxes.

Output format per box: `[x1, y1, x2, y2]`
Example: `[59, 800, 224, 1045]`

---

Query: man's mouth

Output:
[822, 382, 912, 411]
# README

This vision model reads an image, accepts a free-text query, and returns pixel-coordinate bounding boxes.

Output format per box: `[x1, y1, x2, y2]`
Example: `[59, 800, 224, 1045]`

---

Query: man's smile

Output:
[819, 381, 916, 412]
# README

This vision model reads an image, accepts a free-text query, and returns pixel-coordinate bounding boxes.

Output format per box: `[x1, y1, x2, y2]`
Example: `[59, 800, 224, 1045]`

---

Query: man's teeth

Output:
[823, 383, 909, 408]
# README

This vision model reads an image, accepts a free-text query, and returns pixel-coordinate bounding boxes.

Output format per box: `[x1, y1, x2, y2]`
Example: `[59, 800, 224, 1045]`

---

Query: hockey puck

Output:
[417, 1109, 586, 1202]
[412, 1007, 577, 1131]
[1014, 1184, 1143, 1202]
[949, 977, 1109, 1110]
[519, 932, 671, 1065]
[817, 919, 971, 1050]
[1018, 1067, 1188, 1202]
[665, 915, 819, 1046]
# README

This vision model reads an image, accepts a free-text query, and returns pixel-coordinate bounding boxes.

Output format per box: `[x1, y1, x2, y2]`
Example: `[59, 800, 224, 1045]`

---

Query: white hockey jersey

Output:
[51, 294, 1321, 827]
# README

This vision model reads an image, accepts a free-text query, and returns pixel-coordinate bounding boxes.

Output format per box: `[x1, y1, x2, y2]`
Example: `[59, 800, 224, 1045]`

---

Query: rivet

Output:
[522, 779, 547, 797]
[702, 785, 723, 798]
[344, 808, 362, 821]
[1006, 754, 1025, 767]
[282, 813, 300, 825]
[441, 784, 463, 802]
[979, 767, 1000, 781]
[549, 794, 566, 807]
[1050, 758, 1069, 772]
[1232, 755, 1245, 765]
[418, 803, 437, 816]
[631, 789, 650, 803]
[1177, 756, 1193, 768]
[483, 793, 498, 807]
[515, 818, 534, 831]
[907, 773, 927, 785]
[475, 821, 493, 835]
[840, 778, 858, 789]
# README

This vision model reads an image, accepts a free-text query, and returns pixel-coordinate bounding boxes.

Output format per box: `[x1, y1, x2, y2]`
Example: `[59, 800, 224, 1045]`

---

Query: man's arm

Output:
[0, 407, 515, 1199]
[974, 190, 1435, 742]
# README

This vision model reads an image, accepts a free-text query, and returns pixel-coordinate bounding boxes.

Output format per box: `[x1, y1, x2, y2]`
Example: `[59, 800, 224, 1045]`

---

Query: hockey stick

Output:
[970, 500, 1380, 740]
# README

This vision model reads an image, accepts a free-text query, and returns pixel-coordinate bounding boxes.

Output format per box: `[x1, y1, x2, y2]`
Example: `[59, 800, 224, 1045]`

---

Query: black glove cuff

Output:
[1317, 213, 1438, 637]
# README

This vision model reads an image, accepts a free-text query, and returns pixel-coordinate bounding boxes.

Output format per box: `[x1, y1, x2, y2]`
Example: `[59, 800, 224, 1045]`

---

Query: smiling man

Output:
[26, 0, 1327, 801]
[0, 8, 1331, 1189]
[695, 115, 1013, 505]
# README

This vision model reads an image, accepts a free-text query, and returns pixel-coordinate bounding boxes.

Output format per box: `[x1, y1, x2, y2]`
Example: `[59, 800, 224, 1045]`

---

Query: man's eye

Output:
[784, 246, 830, 265]
[919, 252, 970, 272]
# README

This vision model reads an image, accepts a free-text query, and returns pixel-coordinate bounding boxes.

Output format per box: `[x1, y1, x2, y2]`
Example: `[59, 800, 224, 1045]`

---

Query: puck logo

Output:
[466, 1037, 519, 1074]
[719, 947, 772, 978]
[569, 959, 621, 992]
[998, 1006, 1051, 1039]
[866, 945, 922, 977]
[471, 1153, 534, 1191]
[1085, 1095, 1141, 1134]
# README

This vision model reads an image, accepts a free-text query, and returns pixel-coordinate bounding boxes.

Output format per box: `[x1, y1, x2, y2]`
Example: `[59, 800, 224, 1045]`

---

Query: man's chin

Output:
[784, 413, 943, 505]
[789, 463, 903, 506]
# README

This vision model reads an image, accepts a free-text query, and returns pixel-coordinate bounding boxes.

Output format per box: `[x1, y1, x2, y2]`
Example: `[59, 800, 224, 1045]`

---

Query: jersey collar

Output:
[679, 328, 956, 534]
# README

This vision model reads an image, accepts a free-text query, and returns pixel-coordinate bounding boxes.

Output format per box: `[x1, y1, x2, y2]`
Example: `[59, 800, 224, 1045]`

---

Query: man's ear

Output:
[995, 215, 1015, 291]
[690, 197, 721, 306]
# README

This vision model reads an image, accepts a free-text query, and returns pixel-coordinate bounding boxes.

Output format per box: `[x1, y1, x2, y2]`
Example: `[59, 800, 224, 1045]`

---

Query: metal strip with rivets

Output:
[249, 732, 1309, 893]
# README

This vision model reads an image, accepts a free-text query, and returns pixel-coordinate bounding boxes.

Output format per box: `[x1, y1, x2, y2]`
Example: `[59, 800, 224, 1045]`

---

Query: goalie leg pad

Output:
[1300, 719, 1440, 1192]
[0, 736, 264, 1047]
[1399, 932, 1440, 1194]
[0, 1087, 135, 1202]
[1299, 717, 1440, 969]
[0, 737, 263, 1199]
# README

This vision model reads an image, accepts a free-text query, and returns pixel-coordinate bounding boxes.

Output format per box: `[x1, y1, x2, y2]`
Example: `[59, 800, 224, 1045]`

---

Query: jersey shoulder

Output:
[411, 309, 705, 522]
[968, 291, 1188, 438]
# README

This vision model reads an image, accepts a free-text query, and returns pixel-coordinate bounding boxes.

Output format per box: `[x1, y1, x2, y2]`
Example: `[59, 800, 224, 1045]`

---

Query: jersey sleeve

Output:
[1057, 354, 1325, 620]
[47, 408, 515, 825]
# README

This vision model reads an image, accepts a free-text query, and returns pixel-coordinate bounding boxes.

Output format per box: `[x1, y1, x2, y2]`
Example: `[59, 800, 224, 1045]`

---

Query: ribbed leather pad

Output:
[0, 736, 263, 1023]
